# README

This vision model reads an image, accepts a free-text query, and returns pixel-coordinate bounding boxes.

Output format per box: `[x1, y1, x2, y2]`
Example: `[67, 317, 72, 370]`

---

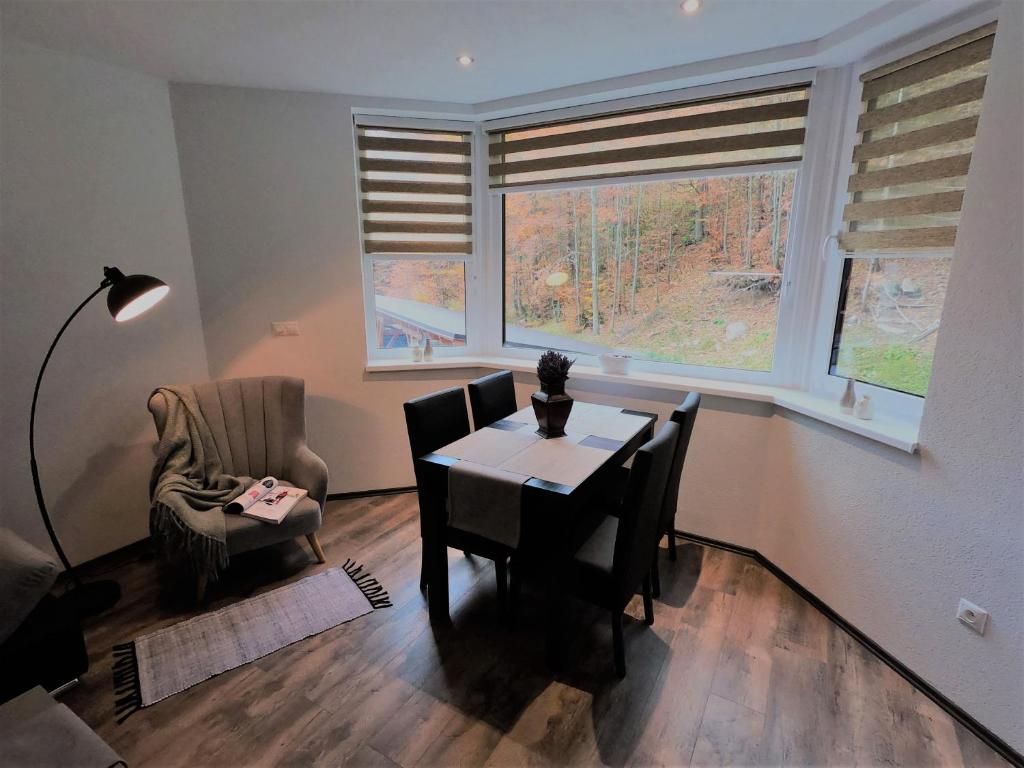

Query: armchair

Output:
[148, 376, 329, 600]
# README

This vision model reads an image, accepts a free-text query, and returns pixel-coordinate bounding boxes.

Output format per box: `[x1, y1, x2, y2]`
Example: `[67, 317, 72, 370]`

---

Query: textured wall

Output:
[0, 40, 210, 563]
[757, 3, 1023, 748]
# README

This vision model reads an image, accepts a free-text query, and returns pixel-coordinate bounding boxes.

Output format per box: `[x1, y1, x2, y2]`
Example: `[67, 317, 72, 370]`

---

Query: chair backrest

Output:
[403, 387, 471, 478]
[614, 421, 680, 600]
[660, 391, 701, 529]
[467, 370, 517, 429]
[148, 376, 307, 480]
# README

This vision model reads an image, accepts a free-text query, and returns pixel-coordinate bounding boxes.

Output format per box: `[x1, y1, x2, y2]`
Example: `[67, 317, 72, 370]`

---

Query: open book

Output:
[224, 477, 308, 525]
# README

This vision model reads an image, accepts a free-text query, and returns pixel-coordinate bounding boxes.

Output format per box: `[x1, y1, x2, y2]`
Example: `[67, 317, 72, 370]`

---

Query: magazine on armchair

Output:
[224, 476, 307, 525]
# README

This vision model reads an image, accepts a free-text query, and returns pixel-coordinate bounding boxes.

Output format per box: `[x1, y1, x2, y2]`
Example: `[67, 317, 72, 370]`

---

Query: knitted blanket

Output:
[149, 386, 247, 581]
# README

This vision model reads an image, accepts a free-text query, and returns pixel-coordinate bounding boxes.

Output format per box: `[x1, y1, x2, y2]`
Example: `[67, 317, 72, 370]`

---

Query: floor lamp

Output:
[30, 266, 169, 617]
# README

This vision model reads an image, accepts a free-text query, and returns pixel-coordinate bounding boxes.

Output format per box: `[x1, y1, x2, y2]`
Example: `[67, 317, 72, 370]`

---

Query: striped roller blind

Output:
[487, 84, 811, 189]
[839, 23, 996, 253]
[357, 125, 473, 255]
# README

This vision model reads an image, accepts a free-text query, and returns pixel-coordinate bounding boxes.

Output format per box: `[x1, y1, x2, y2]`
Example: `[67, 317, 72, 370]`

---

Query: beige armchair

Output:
[148, 376, 329, 599]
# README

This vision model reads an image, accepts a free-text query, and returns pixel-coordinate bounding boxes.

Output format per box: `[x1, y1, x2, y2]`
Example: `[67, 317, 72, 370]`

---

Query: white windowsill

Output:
[365, 355, 921, 453]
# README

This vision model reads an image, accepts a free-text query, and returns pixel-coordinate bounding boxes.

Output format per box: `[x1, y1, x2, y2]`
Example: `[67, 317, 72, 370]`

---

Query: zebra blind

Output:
[357, 125, 473, 255]
[487, 84, 811, 189]
[839, 22, 996, 253]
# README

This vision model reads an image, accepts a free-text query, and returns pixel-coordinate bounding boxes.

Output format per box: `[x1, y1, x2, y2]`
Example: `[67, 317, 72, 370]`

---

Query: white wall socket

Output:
[271, 321, 300, 337]
[956, 598, 989, 635]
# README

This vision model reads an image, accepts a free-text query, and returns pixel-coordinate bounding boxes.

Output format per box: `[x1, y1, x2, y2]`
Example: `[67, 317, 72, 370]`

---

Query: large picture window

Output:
[491, 83, 810, 373]
[503, 171, 796, 371]
[830, 23, 995, 396]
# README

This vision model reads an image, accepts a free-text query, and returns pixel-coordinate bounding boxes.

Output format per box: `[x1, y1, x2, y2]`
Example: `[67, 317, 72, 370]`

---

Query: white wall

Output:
[0, 40, 210, 563]
[757, 3, 1023, 748]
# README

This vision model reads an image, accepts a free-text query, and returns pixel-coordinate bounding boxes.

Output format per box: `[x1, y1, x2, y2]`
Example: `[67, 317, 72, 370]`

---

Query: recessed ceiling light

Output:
[680, 0, 702, 14]
[456, 55, 474, 67]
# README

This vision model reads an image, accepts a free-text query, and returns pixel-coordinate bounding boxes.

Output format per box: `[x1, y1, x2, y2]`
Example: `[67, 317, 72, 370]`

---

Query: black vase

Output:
[532, 379, 574, 438]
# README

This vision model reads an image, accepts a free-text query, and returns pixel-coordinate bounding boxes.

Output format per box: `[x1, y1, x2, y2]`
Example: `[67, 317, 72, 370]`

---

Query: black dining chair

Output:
[403, 387, 513, 604]
[651, 391, 702, 597]
[567, 421, 679, 678]
[467, 370, 518, 430]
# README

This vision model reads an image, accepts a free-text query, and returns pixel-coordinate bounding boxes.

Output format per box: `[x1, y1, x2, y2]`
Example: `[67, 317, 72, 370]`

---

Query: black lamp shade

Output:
[106, 272, 169, 322]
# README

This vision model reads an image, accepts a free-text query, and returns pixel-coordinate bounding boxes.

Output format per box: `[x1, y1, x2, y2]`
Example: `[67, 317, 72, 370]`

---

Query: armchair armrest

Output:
[288, 444, 329, 509]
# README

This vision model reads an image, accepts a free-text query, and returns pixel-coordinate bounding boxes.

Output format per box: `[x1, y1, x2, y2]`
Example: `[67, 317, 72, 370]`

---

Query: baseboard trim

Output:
[326, 486, 416, 501]
[675, 529, 1024, 768]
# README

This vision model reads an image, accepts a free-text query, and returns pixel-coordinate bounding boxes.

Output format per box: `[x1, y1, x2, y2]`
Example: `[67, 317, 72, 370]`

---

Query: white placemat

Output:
[434, 426, 539, 467]
[569, 410, 651, 441]
[505, 405, 538, 426]
[499, 436, 613, 487]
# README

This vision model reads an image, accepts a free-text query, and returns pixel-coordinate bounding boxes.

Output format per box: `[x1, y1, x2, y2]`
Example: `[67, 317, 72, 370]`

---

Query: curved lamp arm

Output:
[28, 276, 112, 584]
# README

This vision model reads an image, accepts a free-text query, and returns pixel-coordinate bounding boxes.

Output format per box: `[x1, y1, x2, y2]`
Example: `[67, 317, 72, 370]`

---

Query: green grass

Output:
[839, 345, 933, 397]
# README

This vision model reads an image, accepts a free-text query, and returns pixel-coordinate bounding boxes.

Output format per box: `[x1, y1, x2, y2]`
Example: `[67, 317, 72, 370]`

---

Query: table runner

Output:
[505, 403, 652, 443]
[448, 462, 527, 548]
[435, 425, 539, 466]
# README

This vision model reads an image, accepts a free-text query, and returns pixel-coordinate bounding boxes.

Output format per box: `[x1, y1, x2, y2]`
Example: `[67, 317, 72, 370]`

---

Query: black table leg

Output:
[424, 472, 450, 623]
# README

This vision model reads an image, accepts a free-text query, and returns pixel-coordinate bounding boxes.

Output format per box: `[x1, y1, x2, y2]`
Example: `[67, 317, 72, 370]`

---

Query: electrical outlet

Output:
[271, 321, 300, 337]
[957, 598, 989, 635]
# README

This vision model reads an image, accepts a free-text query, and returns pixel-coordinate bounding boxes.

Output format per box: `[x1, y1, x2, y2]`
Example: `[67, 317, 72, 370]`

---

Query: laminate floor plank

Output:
[60, 494, 1012, 768]
[690, 693, 766, 767]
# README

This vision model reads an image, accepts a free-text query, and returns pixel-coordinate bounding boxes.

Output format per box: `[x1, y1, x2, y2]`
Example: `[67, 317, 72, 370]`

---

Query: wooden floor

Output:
[66, 493, 1008, 767]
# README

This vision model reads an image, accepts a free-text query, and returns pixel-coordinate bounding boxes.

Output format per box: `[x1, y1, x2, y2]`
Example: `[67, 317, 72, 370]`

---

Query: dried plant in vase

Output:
[532, 350, 575, 438]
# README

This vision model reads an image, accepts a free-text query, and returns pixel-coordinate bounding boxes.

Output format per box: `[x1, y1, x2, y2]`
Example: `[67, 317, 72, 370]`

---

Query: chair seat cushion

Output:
[225, 495, 322, 556]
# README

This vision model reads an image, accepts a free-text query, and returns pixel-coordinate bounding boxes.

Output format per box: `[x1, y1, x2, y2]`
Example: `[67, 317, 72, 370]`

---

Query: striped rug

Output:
[111, 560, 390, 722]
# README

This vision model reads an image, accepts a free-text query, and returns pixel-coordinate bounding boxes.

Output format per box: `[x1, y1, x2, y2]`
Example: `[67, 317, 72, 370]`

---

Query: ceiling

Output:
[1, 1, 968, 105]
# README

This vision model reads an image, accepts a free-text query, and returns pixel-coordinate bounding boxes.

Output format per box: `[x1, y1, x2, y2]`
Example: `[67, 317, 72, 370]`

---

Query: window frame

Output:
[479, 69, 819, 388]
[808, 8, 997, 420]
[355, 115, 480, 362]
[356, 7, 998, 435]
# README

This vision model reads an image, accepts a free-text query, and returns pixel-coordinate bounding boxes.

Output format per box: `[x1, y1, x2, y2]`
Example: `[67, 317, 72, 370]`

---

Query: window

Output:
[356, 123, 473, 352]
[830, 23, 996, 396]
[492, 84, 810, 372]
[503, 171, 796, 370]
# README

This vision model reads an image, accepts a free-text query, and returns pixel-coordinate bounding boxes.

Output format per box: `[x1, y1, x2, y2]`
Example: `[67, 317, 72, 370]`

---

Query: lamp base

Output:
[66, 579, 122, 618]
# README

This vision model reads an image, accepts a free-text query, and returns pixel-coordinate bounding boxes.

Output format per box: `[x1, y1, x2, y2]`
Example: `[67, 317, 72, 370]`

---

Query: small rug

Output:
[111, 560, 390, 722]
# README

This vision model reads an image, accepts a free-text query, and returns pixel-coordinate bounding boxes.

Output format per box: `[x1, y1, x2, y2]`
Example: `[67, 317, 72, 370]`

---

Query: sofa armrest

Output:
[0, 529, 60, 646]
[288, 444, 329, 509]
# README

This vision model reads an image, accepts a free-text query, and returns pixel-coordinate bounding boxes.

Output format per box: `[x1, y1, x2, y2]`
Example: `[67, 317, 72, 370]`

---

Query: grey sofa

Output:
[0, 529, 87, 700]
[148, 376, 329, 600]
[0, 686, 124, 767]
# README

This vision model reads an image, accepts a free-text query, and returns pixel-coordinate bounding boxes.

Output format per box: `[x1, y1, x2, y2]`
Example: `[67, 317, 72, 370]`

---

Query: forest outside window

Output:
[491, 83, 810, 372]
[830, 23, 995, 396]
[356, 123, 472, 352]
[503, 171, 795, 370]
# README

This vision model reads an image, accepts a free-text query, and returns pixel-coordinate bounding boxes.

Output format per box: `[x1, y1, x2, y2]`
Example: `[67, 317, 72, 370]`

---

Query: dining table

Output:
[416, 399, 657, 664]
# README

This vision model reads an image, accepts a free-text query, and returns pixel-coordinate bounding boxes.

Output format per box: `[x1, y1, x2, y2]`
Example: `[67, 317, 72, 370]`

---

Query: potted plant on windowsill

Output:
[532, 350, 575, 438]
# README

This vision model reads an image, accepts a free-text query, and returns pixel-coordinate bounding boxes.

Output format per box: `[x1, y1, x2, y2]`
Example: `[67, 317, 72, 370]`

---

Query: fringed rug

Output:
[112, 560, 390, 722]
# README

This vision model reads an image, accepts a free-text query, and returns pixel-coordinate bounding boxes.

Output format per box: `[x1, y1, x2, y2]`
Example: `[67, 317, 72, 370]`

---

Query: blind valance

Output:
[839, 23, 996, 253]
[357, 125, 473, 256]
[487, 84, 811, 189]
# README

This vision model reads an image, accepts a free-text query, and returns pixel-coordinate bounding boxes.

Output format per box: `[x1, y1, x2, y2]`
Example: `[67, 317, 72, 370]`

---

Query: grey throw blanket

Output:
[149, 386, 247, 581]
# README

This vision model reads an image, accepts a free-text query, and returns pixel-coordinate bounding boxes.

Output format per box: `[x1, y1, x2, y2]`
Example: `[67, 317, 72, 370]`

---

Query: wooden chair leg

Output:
[306, 533, 327, 564]
[611, 611, 626, 678]
[495, 558, 508, 614]
[196, 572, 208, 604]
[642, 574, 655, 626]
[419, 557, 429, 592]
[667, 526, 677, 562]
